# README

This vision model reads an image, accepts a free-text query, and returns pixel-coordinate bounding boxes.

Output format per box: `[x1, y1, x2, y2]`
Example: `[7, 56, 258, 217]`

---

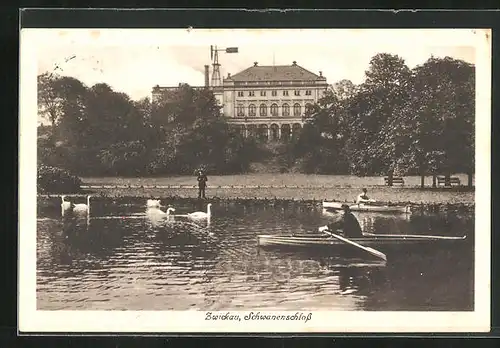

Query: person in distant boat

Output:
[197, 169, 208, 199]
[356, 188, 377, 205]
[327, 204, 363, 238]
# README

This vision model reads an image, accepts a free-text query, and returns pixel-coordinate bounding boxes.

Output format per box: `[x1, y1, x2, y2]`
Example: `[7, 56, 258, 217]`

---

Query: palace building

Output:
[152, 60, 328, 141]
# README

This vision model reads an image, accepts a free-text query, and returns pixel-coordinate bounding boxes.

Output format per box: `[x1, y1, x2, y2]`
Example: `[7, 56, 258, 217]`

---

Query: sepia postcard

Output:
[19, 27, 491, 333]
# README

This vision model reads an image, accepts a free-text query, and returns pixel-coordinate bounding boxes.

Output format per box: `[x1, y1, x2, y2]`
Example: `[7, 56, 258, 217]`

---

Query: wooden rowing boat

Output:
[257, 232, 466, 253]
[322, 201, 411, 214]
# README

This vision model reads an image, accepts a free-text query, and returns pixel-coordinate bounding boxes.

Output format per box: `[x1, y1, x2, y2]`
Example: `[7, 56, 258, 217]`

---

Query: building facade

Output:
[220, 61, 328, 141]
[152, 61, 328, 141]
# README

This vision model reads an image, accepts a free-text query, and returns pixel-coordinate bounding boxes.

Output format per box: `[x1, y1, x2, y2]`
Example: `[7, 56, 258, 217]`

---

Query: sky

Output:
[33, 29, 479, 102]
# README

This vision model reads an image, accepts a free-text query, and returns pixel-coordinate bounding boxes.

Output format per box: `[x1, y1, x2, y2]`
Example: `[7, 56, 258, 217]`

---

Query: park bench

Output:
[437, 176, 461, 186]
[384, 177, 405, 186]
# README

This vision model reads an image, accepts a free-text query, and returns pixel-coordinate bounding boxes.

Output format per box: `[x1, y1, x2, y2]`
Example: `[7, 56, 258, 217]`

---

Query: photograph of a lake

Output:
[36, 198, 474, 312]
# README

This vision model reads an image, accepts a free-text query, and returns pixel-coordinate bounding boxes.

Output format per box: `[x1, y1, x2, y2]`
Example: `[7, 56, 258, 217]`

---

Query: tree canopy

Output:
[295, 54, 475, 182]
[38, 76, 255, 176]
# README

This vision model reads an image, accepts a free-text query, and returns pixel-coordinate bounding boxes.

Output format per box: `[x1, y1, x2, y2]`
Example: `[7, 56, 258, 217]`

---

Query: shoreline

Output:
[38, 187, 475, 215]
[40, 185, 475, 204]
[79, 173, 475, 189]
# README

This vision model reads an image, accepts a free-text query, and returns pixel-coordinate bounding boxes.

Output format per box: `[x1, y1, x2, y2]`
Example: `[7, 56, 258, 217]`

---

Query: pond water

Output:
[37, 198, 474, 311]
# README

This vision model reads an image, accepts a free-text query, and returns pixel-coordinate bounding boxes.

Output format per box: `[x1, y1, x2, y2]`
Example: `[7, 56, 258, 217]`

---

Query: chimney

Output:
[227, 73, 231, 78]
[319, 71, 323, 77]
[254, 62, 258, 67]
[204, 65, 209, 87]
[292, 61, 297, 66]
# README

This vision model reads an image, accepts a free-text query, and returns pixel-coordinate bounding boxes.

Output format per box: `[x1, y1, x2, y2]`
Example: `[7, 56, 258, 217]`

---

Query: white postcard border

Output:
[19, 28, 491, 333]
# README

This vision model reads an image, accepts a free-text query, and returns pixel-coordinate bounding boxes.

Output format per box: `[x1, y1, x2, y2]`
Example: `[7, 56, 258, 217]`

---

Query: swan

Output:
[73, 195, 91, 215]
[61, 195, 72, 216]
[146, 206, 175, 217]
[146, 207, 176, 227]
[147, 199, 162, 208]
[186, 203, 212, 220]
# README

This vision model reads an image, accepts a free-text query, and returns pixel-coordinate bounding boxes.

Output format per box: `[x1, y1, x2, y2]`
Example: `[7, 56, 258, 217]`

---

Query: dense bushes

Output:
[37, 164, 82, 193]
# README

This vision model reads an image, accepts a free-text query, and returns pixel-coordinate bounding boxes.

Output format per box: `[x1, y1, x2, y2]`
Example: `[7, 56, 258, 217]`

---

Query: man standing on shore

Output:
[197, 169, 208, 199]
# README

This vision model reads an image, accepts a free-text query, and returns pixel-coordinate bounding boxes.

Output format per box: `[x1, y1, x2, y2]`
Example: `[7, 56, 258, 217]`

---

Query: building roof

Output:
[228, 61, 324, 82]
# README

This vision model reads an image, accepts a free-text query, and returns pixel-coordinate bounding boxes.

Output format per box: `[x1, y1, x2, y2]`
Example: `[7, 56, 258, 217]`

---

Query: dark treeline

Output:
[38, 78, 261, 176]
[38, 53, 475, 186]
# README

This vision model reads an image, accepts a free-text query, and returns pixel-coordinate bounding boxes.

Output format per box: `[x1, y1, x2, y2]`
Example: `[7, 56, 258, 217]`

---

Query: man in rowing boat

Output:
[325, 204, 363, 238]
[356, 188, 377, 205]
[356, 188, 384, 206]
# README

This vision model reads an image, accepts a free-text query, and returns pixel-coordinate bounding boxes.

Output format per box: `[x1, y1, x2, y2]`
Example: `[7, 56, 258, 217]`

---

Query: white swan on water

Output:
[146, 199, 162, 208]
[146, 207, 176, 226]
[186, 203, 212, 220]
[146, 206, 175, 217]
[61, 195, 72, 216]
[73, 195, 91, 215]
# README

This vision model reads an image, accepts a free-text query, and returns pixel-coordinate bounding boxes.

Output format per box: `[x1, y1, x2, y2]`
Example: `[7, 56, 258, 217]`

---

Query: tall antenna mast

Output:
[211, 45, 221, 87]
[210, 45, 239, 87]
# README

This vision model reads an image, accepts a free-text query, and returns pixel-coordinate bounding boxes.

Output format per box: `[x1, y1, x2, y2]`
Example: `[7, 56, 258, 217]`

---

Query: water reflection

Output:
[337, 267, 387, 296]
[37, 198, 474, 311]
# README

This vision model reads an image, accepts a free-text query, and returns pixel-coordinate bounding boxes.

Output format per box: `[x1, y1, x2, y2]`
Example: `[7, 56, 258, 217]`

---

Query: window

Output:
[305, 90, 312, 96]
[282, 103, 290, 116]
[272, 90, 277, 96]
[294, 90, 301, 96]
[260, 91, 266, 97]
[283, 90, 289, 96]
[259, 104, 267, 116]
[237, 91, 244, 97]
[237, 104, 245, 117]
[249, 91, 255, 97]
[270, 103, 279, 117]
[293, 103, 301, 116]
[248, 104, 256, 116]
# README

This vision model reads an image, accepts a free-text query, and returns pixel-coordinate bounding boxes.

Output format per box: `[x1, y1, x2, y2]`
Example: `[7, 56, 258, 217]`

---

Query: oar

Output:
[321, 229, 387, 262]
[363, 232, 466, 240]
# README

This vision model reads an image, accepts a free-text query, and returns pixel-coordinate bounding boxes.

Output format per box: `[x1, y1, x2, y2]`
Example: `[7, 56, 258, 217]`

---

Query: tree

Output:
[293, 90, 351, 174]
[332, 79, 357, 101]
[345, 53, 413, 177]
[37, 74, 89, 171]
[398, 57, 475, 187]
[150, 84, 251, 175]
[54, 82, 148, 175]
[38, 73, 88, 140]
[38, 73, 63, 128]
